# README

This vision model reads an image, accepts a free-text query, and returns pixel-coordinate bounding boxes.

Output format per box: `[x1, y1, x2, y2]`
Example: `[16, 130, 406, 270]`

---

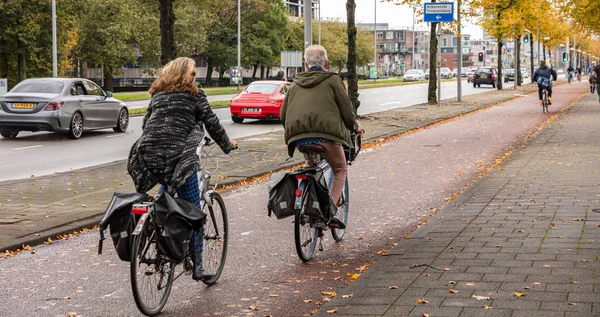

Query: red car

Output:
[229, 80, 290, 123]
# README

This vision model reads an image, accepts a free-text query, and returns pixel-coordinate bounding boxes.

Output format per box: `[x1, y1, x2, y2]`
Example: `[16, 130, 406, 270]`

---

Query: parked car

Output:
[229, 80, 290, 123]
[503, 69, 523, 84]
[467, 68, 477, 83]
[452, 68, 459, 78]
[440, 67, 453, 79]
[0, 78, 128, 139]
[472, 67, 498, 88]
[402, 69, 425, 81]
[424, 69, 430, 80]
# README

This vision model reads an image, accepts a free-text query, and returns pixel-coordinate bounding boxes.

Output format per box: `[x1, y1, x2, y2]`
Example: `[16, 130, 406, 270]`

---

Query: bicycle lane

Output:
[0, 83, 589, 317]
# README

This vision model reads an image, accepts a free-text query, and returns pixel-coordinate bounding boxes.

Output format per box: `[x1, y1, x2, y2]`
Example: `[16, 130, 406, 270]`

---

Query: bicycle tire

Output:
[130, 217, 175, 316]
[201, 192, 228, 285]
[294, 183, 318, 262]
[331, 176, 350, 242]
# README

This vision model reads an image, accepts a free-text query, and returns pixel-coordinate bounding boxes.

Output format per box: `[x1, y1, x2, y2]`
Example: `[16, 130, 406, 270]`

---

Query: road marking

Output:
[221, 119, 232, 123]
[13, 145, 43, 151]
[514, 94, 529, 97]
[106, 134, 126, 138]
[381, 101, 403, 106]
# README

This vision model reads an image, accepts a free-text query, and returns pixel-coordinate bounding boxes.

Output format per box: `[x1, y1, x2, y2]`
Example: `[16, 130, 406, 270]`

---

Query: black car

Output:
[472, 67, 498, 88]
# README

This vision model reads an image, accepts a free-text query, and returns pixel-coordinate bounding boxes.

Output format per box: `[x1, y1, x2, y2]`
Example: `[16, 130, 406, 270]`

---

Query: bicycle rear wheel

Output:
[294, 184, 318, 261]
[130, 217, 175, 316]
[331, 176, 350, 242]
[201, 192, 228, 285]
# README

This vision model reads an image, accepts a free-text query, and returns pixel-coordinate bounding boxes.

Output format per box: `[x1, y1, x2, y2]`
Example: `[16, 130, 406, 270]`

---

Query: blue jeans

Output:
[158, 170, 203, 253]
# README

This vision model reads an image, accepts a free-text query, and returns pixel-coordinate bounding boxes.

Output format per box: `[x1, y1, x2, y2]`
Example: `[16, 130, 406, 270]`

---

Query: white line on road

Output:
[106, 134, 126, 138]
[13, 145, 43, 151]
[221, 119, 232, 123]
[381, 101, 403, 106]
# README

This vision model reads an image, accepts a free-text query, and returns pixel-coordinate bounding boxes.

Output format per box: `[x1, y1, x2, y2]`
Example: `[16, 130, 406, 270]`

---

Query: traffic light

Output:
[478, 52, 484, 62]
[523, 35, 529, 43]
[561, 52, 569, 63]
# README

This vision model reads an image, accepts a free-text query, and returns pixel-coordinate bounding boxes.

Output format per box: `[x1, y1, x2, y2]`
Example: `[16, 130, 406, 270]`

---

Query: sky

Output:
[319, 0, 484, 40]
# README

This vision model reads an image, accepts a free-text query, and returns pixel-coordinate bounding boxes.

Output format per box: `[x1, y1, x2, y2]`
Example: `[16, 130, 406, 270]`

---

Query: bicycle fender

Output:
[295, 181, 307, 210]
[132, 213, 150, 236]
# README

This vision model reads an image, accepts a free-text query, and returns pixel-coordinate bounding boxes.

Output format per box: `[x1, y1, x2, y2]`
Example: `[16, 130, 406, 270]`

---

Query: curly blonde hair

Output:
[149, 57, 199, 96]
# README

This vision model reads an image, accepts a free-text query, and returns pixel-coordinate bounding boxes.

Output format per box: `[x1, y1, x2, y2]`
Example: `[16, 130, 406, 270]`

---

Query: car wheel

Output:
[478, 84, 481, 88]
[231, 116, 244, 124]
[0, 130, 18, 139]
[473, 83, 477, 88]
[113, 108, 129, 132]
[68, 112, 84, 139]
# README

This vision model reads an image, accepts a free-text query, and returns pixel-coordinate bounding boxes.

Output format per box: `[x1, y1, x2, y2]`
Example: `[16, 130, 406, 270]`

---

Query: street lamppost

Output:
[543, 37, 550, 61]
[237, 0, 241, 89]
[577, 49, 582, 68]
[52, 0, 57, 77]
[373, 0, 377, 82]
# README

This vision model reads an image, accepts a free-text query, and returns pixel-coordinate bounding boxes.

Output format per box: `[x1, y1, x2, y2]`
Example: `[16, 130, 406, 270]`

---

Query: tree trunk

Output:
[346, 0, 360, 110]
[266, 67, 270, 78]
[206, 57, 214, 86]
[497, 39, 503, 90]
[530, 37, 534, 83]
[159, 0, 176, 65]
[260, 65, 265, 79]
[427, 22, 438, 105]
[252, 63, 258, 78]
[104, 67, 114, 92]
[17, 38, 26, 81]
[516, 36, 521, 86]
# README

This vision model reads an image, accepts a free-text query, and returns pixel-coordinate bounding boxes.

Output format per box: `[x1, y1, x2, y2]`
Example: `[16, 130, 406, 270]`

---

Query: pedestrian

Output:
[280, 44, 364, 228]
[589, 61, 597, 94]
[592, 62, 600, 103]
[127, 57, 237, 281]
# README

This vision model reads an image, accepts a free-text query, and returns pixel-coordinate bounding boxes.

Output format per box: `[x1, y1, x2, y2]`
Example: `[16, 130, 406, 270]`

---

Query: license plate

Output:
[242, 108, 261, 113]
[481, 75, 487, 79]
[13, 103, 34, 109]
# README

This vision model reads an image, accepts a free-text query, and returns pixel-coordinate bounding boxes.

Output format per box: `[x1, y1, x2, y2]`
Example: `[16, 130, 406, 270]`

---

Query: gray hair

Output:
[593, 61, 597, 66]
[304, 45, 328, 68]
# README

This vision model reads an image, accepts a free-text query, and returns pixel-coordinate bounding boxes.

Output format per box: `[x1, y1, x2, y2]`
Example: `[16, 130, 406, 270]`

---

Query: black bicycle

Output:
[129, 137, 229, 316]
[293, 134, 359, 261]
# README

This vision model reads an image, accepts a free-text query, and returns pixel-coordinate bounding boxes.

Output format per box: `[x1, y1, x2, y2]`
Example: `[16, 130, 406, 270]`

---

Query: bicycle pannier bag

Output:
[98, 192, 150, 262]
[154, 191, 206, 262]
[311, 173, 337, 222]
[537, 76, 551, 88]
[267, 172, 297, 219]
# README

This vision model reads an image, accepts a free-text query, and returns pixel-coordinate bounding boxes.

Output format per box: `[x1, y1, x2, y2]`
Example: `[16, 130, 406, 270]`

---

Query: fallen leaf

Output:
[472, 295, 491, 300]
[449, 246, 455, 249]
[533, 282, 541, 285]
[422, 314, 430, 317]
[417, 299, 429, 304]
[465, 282, 475, 286]
[543, 265, 552, 268]
[303, 299, 313, 303]
[523, 286, 530, 289]
[376, 249, 387, 255]
[567, 302, 576, 306]
[513, 292, 525, 298]
[481, 305, 492, 309]
[350, 273, 360, 280]
[326, 308, 338, 314]
[269, 294, 279, 297]
[443, 268, 450, 271]
[449, 289, 460, 294]
[248, 305, 259, 311]
[389, 285, 399, 289]
[341, 294, 353, 299]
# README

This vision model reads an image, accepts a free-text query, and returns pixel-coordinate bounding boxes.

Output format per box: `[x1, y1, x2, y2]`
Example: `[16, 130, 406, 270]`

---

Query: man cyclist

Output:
[589, 61, 597, 94]
[280, 45, 363, 227]
[592, 61, 600, 103]
[567, 64, 574, 83]
[533, 60, 558, 105]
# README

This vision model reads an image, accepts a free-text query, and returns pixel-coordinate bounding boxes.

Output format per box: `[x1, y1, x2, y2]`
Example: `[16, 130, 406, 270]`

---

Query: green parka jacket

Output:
[280, 70, 358, 151]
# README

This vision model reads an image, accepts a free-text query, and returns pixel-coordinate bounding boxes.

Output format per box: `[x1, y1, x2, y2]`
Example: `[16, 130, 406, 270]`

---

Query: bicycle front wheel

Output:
[130, 217, 175, 316]
[294, 184, 318, 261]
[331, 176, 350, 242]
[201, 191, 228, 285]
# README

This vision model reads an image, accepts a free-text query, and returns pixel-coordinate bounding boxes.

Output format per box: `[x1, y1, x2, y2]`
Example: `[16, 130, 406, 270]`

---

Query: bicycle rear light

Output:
[295, 189, 302, 197]
[295, 175, 308, 180]
[132, 204, 149, 215]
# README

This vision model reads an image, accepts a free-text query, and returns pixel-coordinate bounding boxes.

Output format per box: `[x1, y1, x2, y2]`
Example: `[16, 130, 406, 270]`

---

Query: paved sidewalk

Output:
[0, 83, 555, 251]
[316, 94, 600, 316]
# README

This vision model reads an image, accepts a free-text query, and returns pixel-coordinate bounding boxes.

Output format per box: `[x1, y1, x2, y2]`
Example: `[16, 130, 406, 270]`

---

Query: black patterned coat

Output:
[127, 91, 233, 193]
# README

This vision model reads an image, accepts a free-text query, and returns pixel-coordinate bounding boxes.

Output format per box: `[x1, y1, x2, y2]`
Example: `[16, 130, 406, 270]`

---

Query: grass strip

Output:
[128, 100, 230, 116]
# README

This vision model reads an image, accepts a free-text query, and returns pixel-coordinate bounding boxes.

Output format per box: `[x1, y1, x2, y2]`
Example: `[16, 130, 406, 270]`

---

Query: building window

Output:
[442, 38, 448, 47]
[396, 31, 405, 41]
[386, 31, 394, 40]
[377, 32, 384, 40]
[452, 37, 458, 47]
[399, 43, 406, 52]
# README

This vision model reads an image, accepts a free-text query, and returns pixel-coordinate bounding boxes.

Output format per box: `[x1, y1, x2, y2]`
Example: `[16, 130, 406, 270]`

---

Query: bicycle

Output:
[129, 136, 229, 316]
[541, 88, 549, 113]
[293, 135, 359, 262]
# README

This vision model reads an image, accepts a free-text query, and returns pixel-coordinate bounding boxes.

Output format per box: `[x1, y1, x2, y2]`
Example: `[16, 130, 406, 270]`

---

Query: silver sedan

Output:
[0, 78, 129, 139]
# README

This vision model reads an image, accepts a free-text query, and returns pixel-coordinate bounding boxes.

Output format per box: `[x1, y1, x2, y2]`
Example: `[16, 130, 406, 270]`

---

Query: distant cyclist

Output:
[533, 60, 558, 105]
[592, 62, 600, 103]
[589, 61, 597, 94]
[567, 65, 574, 84]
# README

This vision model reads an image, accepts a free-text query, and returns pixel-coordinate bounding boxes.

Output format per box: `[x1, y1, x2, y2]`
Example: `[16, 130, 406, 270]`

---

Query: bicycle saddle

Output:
[298, 144, 326, 154]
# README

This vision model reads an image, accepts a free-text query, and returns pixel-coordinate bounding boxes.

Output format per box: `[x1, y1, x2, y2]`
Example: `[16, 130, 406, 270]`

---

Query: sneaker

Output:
[548, 97, 552, 105]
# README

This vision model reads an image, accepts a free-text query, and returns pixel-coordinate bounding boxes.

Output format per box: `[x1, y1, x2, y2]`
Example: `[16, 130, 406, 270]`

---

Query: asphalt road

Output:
[0, 79, 511, 182]
[0, 82, 587, 317]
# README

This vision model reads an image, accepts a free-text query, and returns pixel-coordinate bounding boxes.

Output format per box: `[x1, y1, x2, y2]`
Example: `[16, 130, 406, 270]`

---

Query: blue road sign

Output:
[423, 2, 454, 23]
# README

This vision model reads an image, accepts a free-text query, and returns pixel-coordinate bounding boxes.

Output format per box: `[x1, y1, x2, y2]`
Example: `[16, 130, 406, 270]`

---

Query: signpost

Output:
[369, 67, 378, 79]
[0, 78, 7, 97]
[280, 50, 303, 81]
[423, 2, 454, 23]
[229, 67, 242, 85]
[424, 2, 454, 106]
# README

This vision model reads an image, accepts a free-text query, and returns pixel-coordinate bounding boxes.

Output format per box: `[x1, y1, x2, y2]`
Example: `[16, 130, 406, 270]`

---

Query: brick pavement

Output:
[0, 83, 552, 251]
[316, 94, 600, 317]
